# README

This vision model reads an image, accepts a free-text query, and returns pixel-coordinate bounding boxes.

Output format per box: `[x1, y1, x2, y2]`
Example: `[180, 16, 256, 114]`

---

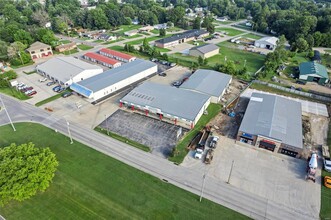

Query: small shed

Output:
[299, 62, 329, 85]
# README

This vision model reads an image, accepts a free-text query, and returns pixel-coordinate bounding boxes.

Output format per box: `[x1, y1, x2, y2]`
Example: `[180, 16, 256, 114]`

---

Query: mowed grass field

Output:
[0, 123, 248, 220]
[215, 27, 245, 36]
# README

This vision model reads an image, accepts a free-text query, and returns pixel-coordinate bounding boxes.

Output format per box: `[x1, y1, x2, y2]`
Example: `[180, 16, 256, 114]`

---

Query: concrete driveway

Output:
[181, 136, 321, 218]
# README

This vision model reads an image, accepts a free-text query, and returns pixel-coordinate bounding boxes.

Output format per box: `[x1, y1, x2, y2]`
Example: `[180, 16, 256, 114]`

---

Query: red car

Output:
[28, 90, 37, 96]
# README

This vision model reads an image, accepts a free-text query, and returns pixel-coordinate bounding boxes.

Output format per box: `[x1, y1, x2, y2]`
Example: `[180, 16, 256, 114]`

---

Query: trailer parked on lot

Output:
[204, 149, 214, 164]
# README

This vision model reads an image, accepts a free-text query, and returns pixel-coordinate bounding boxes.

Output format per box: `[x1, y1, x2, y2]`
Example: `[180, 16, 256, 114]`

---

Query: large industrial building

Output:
[120, 82, 211, 128]
[299, 61, 329, 85]
[70, 59, 157, 102]
[237, 93, 303, 158]
[155, 29, 209, 48]
[36, 57, 103, 86]
[83, 52, 121, 68]
[180, 69, 232, 103]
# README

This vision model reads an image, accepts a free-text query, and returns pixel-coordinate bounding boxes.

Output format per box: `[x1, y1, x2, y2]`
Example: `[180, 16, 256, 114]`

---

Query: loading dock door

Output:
[259, 140, 276, 152]
[280, 149, 298, 157]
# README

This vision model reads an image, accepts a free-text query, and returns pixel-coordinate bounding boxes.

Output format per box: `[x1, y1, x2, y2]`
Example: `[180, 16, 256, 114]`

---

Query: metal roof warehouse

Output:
[237, 93, 303, 158]
[180, 69, 232, 103]
[70, 59, 157, 102]
[120, 82, 211, 128]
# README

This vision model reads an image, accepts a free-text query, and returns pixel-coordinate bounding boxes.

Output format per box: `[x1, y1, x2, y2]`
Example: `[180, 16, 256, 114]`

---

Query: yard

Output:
[126, 35, 171, 45]
[243, 33, 262, 40]
[0, 87, 30, 100]
[77, 44, 93, 50]
[169, 104, 222, 164]
[0, 123, 247, 219]
[215, 27, 245, 36]
[111, 25, 142, 35]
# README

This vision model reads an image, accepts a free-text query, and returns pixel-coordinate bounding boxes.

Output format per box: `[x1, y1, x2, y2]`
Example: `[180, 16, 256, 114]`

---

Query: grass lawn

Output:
[167, 27, 182, 32]
[151, 29, 159, 34]
[325, 49, 331, 53]
[243, 33, 262, 40]
[0, 87, 30, 100]
[35, 90, 68, 107]
[108, 46, 150, 60]
[213, 20, 234, 25]
[10, 61, 34, 69]
[321, 53, 331, 68]
[126, 35, 171, 45]
[111, 25, 142, 35]
[77, 44, 93, 50]
[169, 104, 222, 164]
[155, 47, 171, 52]
[169, 53, 199, 67]
[102, 39, 123, 45]
[59, 40, 71, 44]
[215, 27, 245, 36]
[0, 123, 247, 220]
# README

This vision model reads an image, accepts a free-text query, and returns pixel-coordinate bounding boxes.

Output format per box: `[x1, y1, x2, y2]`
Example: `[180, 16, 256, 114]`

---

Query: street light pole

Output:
[199, 174, 206, 202]
[66, 119, 73, 144]
[227, 160, 234, 184]
[0, 95, 16, 131]
[105, 114, 109, 135]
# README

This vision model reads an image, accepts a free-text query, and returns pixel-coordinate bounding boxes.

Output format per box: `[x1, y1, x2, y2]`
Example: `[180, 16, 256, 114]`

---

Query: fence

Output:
[253, 80, 331, 103]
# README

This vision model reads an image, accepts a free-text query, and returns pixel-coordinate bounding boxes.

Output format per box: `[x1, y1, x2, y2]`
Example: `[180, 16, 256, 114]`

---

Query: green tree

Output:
[293, 38, 309, 52]
[193, 17, 201, 30]
[35, 28, 57, 46]
[0, 143, 59, 206]
[121, 5, 135, 19]
[159, 28, 166, 37]
[198, 55, 204, 66]
[0, 40, 8, 61]
[13, 30, 33, 45]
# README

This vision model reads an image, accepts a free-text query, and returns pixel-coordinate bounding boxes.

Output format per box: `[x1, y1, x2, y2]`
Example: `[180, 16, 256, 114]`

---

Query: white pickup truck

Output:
[209, 136, 219, 148]
[194, 148, 204, 159]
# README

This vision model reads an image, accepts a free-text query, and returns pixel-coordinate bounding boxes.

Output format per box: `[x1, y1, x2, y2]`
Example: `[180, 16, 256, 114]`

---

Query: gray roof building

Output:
[120, 82, 210, 122]
[73, 59, 157, 93]
[180, 69, 232, 102]
[155, 29, 209, 44]
[190, 44, 219, 54]
[36, 57, 102, 84]
[239, 93, 303, 148]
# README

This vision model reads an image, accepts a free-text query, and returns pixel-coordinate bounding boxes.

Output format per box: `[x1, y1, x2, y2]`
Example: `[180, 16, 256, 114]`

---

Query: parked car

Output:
[158, 72, 167, 77]
[39, 77, 47, 82]
[52, 85, 62, 92]
[324, 176, 331, 189]
[47, 81, 55, 86]
[160, 60, 168, 65]
[57, 87, 65, 93]
[172, 81, 182, 87]
[27, 90, 37, 96]
[209, 136, 219, 148]
[324, 159, 331, 172]
[296, 80, 306, 85]
[194, 148, 204, 159]
[61, 92, 72, 98]
[169, 63, 177, 67]
[296, 87, 302, 91]
[150, 58, 158, 62]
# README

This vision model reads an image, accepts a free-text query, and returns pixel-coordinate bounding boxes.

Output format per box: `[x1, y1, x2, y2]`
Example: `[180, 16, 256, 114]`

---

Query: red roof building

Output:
[99, 48, 136, 63]
[83, 52, 121, 68]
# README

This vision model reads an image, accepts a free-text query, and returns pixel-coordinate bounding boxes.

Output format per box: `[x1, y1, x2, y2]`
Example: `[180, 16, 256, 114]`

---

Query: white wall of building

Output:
[92, 65, 157, 101]
[69, 69, 103, 85]
[193, 97, 211, 125]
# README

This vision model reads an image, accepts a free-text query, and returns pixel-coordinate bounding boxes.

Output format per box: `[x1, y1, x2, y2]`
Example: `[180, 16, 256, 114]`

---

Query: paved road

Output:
[0, 94, 318, 220]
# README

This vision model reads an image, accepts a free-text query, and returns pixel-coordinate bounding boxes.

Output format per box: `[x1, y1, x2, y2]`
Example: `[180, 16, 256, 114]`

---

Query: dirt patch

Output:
[222, 78, 249, 105]
[309, 115, 329, 145]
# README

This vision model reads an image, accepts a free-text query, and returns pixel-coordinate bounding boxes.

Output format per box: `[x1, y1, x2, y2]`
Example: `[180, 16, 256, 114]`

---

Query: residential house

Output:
[55, 42, 77, 53]
[26, 41, 53, 60]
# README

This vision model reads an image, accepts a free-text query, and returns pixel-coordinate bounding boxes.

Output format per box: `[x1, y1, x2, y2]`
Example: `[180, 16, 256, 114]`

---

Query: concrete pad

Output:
[181, 136, 321, 219]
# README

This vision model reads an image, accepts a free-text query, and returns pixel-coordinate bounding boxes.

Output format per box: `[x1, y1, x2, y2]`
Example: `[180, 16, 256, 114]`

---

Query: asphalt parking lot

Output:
[99, 110, 187, 158]
[147, 65, 191, 86]
[181, 136, 321, 219]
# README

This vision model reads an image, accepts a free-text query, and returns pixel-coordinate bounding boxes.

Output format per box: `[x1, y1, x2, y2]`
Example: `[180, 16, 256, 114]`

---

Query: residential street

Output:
[0, 94, 319, 220]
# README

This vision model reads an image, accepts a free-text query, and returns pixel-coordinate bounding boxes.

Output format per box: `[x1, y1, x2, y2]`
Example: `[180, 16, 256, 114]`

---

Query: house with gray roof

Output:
[180, 69, 232, 103]
[70, 59, 157, 103]
[299, 61, 329, 85]
[36, 57, 103, 86]
[254, 36, 278, 50]
[189, 44, 219, 59]
[120, 82, 211, 128]
[237, 93, 303, 158]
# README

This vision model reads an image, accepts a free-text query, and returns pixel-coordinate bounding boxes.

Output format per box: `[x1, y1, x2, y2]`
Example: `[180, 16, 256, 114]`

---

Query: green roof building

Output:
[299, 61, 329, 85]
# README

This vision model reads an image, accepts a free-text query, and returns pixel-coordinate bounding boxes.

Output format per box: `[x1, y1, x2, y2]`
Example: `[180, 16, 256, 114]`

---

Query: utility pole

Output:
[0, 95, 16, 131]
[227, 160, 234, 184]
[66, 119, 73, 144]
[17, 51, 24, 65]
[105, 114, 109, 135]
[199, 174, 206, 202]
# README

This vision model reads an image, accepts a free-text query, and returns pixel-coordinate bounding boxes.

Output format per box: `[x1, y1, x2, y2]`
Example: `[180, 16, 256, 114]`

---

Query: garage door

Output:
[259, 140, 276, 152]
[280, 149, 298, 157]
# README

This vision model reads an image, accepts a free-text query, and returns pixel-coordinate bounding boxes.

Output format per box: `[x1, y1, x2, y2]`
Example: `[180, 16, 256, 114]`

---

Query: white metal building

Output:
[254, 37, 279, 50]
[70, 59, 157, 102]
[180, 69, 232, 103]
[36, 57, 103, 86]
[120, 82, 211, 128]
